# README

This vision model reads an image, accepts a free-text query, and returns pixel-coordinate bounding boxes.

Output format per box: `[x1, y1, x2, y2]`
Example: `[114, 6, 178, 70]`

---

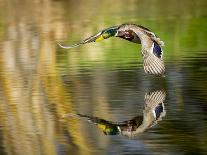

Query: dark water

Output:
[0, 0, 207, 155]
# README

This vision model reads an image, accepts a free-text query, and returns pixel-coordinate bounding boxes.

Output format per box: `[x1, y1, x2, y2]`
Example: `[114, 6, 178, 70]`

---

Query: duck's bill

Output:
[58, 26, 119, 49]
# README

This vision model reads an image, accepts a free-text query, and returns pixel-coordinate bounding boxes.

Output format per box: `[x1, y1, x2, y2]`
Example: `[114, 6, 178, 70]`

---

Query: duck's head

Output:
[95, 26, 119, 42]
[95, 25, 137, 43]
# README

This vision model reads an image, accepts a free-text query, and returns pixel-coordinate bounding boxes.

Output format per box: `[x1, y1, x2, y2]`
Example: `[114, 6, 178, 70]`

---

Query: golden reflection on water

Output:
[0, 1, 95, 154]
[0, 39, 90, 154]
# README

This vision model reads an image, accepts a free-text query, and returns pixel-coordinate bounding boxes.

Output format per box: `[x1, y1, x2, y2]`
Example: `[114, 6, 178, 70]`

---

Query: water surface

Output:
[0, 0, 207, 155]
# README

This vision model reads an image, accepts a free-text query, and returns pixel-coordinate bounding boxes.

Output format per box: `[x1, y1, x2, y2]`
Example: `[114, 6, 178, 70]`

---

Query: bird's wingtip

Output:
[57, 43, 63, 47]
[143, 52, 165, 76]
[57, 43, 70, 49]
[57, 42, 80, 49]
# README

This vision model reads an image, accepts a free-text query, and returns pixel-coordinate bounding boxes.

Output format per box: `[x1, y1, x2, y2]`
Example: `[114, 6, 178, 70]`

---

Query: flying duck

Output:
[58, 24, 165, 76]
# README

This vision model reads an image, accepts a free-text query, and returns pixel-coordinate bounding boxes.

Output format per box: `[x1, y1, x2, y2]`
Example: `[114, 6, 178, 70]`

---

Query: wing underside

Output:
[143, 51, 165, 76]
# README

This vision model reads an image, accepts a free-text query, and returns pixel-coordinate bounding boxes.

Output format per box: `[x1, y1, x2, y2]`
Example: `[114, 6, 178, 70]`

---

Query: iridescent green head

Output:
[95, 26, 118, 42]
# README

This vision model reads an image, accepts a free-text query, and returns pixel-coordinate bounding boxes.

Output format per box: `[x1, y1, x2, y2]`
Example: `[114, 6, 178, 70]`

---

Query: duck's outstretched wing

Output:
[116, 24, 165, 76]
[58, 31, 103, 49]
[142, 41, 165, 76]
[58, 26, 118, 49]
[137, 25, 165, 76]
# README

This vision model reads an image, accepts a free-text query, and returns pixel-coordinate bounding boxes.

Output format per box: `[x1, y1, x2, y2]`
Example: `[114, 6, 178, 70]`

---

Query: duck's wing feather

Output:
[58, 31, 103, 49]
[142, 51, 165, 75]
[142, 41, 165, 76]
[57, 42, 82, 49]
[129, 26, 165, 76]
[123, 90, 166, 136]
[142, 90, 166, 127]
[144, 90, 166, 109]
[120, 24, 165, 75]
[136, 25, 164, 46]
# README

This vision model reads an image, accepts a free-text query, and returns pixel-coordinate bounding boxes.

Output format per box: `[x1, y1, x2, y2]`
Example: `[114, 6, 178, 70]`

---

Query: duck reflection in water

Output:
[65, 90, 166, 137]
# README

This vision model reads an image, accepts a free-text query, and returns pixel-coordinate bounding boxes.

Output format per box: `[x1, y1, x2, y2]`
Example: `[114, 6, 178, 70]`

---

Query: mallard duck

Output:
[58, 24, 165, 76]
[63, 90, 166, 136]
